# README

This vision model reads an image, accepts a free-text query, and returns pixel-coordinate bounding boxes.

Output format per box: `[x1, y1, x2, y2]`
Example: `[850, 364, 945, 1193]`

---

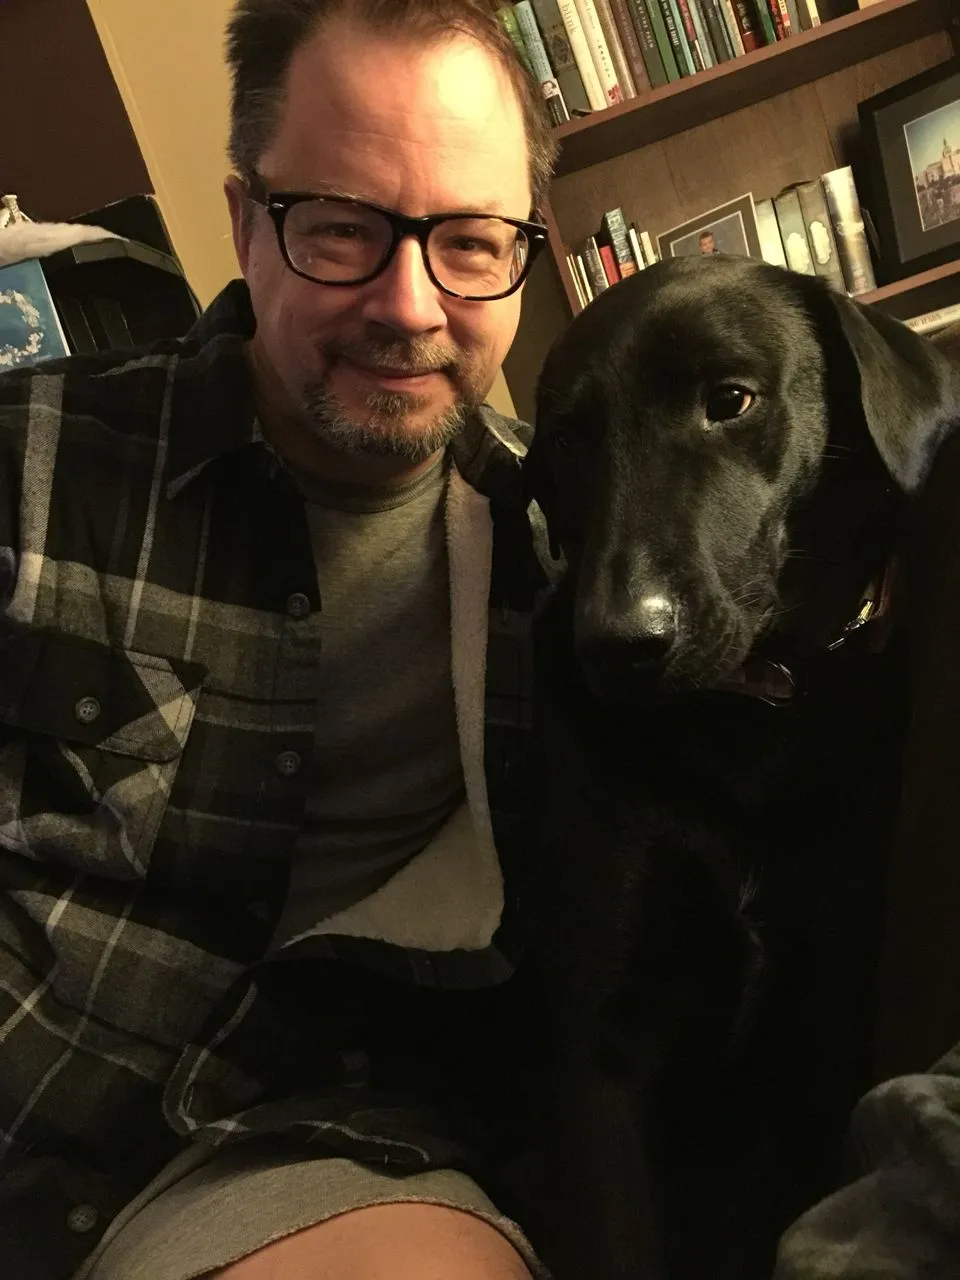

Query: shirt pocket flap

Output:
[0, 627, 207, 763]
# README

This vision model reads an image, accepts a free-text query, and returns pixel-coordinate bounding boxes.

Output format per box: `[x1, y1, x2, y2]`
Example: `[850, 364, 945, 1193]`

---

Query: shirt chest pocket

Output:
[0, 627, 206, 880]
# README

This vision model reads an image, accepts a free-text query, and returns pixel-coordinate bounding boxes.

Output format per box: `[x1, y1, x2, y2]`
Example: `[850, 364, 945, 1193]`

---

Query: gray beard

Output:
[301, 383, 469, 464]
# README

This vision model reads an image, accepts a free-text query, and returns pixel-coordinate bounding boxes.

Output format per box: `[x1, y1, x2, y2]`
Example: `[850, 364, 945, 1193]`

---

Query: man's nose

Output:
[360, 236, 448, 337]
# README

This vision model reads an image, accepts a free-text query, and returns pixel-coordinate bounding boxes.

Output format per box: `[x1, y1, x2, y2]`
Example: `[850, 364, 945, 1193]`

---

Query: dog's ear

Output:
[522, 424, 563, 561]
[827, 291, 960, 491]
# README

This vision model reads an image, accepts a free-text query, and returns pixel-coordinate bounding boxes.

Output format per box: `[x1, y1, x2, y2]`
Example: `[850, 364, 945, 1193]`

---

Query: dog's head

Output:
[526, 255, 960, 698]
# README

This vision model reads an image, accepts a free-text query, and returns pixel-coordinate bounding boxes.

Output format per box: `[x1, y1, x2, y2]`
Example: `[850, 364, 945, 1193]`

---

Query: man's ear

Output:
[224, 174, 254, 276]
[827, 291, 960, 491]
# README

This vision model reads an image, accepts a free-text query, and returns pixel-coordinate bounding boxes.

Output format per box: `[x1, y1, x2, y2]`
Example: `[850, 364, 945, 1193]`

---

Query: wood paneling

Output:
[0, 0, 149, 221]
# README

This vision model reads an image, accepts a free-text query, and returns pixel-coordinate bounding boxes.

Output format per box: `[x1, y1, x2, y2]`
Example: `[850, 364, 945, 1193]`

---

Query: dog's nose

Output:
[626, 594, 678, 673]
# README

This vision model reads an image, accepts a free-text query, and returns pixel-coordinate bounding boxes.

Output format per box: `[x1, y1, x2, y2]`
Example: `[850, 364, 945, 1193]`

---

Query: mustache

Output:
[324, 335, 461, 376]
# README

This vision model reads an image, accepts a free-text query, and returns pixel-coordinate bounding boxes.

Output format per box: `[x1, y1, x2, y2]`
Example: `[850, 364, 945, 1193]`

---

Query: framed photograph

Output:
[657, 193, 763, 263]
[859, 60, 960, 281]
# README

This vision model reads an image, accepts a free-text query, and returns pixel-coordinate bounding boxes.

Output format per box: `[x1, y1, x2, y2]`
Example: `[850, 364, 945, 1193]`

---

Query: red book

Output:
[765, 0, 785, 38]
[598, 242, 622, 285]
[731, 0, 761, 51]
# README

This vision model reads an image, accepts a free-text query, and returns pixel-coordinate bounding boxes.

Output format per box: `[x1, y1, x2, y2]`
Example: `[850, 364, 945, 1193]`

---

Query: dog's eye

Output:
[705, 386, 754, 424]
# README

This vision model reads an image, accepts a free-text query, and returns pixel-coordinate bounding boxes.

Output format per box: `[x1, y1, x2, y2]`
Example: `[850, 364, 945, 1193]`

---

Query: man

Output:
[0, 2, 555, 1276]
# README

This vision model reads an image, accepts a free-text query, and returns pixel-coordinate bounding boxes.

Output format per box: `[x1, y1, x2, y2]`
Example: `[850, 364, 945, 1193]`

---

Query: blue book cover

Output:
[0, 258, 70, 371]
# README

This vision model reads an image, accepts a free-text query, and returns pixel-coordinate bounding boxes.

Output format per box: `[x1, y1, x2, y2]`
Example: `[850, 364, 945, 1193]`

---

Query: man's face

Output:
[226, 17, 532, 464]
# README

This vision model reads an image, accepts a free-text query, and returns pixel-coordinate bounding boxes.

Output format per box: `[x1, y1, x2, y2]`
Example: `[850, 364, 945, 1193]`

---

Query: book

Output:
[659, 0, 695, 75]
[567, 251, 590, 307]
[801, 0, 822, 24]
[755, 197, 788, 268]
[0, 258, 71, 370]
[514, 1, 572, 125]
[676, 0, 712, 69]
[629, 0, 679, 83]
[598, 240, 622, 284]
[574, 251, 595, 301]
[821, 165, 877, 296]
[574, 0, 625, 105]
[751, 0, 778, 44]
[729, 0, 761, 52]
[600, 207, 639, 276]
[764, 0, 786, 40]
[700, 0, 735, 60]
[497, 5, 536, 76]
[774, 187, 816, 275]
[794, 178, 846, 292]
[581, 235, 611, 293]
[530, 0, 593, 113]
[608, 0, 655, 92]
[782, 0, 803, 35]
[594, 0, 640, 96]
[718, 0, 746, 55]
[904, 303, 960, 335]
[557, 0, 608, 109]
[689, 0, 720, 66]
[640, 228, 658, 263]
[627, 223, 648, 269]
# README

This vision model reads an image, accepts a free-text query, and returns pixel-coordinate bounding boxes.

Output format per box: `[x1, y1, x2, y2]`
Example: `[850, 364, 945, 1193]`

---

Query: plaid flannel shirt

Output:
[0, 281, 545, 1277]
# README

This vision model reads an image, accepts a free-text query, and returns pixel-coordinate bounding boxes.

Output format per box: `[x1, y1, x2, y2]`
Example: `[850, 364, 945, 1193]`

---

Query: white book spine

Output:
[905, 303, 960, 335]
[556, 0, 608, 110]
[573, 0, 624, 105]
[821, 165, 877, 296]
[640, 229, 658, 263]
[627, 226, 647, 270]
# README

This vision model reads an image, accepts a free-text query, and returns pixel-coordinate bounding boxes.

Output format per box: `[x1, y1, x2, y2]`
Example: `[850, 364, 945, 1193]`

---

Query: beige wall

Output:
[84, 0, 518, 417]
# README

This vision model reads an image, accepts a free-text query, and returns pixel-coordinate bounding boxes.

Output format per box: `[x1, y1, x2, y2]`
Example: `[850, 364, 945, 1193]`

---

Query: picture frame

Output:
[858, 59, 960, 282]
[0, 258, 70, 371]
[657, 193, 763, 263]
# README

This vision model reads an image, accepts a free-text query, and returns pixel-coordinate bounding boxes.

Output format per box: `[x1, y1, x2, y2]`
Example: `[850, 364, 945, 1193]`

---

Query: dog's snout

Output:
[577, 593, 681, 686]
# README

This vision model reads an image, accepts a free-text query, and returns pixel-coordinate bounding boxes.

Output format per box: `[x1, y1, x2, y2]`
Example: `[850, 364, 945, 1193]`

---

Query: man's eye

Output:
[705, 385, 755, 423]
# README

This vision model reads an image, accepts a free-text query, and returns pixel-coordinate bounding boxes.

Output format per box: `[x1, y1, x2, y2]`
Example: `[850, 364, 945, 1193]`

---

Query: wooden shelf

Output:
[552, 0, 958, 179]
[860, 258, 960, 307]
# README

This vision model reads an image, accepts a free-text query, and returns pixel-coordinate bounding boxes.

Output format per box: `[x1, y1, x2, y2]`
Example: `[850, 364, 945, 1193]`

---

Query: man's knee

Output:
[214, 1201, 535, 1278]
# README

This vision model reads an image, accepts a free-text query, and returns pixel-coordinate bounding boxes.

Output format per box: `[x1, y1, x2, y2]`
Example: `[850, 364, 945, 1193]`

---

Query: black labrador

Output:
[520, 255, 960, 1280]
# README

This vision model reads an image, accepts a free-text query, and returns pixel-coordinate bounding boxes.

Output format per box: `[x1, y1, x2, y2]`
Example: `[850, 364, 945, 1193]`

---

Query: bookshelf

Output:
[503, 0, 960, 420]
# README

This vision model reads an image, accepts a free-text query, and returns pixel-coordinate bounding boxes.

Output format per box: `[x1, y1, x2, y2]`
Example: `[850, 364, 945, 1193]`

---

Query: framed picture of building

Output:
[859, 60, 960, 281]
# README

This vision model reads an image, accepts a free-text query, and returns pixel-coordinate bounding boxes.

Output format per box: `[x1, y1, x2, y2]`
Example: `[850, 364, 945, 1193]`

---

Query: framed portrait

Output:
[859, 60, 960, 281]
[657, 193, 763, 263]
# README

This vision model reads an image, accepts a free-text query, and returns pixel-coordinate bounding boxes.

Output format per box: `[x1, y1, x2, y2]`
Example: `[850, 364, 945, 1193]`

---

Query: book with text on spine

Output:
[573, 0, 625, 105]
[514, 1, 572, 125]
[530, 0, 593, 113]
[820, 165, 877, 296]
[557, 0, 608, 109]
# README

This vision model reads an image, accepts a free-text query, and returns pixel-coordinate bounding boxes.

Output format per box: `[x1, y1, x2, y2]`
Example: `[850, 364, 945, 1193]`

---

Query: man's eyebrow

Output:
[275, 181, 512, 216]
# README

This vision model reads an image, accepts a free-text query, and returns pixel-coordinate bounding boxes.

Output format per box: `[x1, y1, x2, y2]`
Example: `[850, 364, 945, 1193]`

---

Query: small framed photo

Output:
[657, 193, 763, 262]
[0, 259, 70, 371]
[859, 59, 960, 281]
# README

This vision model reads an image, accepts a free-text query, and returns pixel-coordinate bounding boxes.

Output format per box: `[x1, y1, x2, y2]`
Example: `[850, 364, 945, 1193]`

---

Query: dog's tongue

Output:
[710, 658, 795, 705]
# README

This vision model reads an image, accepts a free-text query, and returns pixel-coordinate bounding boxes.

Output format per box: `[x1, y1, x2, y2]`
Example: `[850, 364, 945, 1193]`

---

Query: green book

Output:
[645, 0, 682, 80]
[625, 0, 672, 86]
[749, 0, 777, 44]
[497, 4, 536, 76]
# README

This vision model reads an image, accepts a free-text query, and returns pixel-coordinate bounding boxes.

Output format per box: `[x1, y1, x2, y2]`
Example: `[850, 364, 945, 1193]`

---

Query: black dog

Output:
[520, 255, 960, 1280]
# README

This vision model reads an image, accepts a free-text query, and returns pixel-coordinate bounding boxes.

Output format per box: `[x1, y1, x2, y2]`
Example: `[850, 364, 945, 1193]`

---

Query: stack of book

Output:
[497, 0, 830, 124]
[756, 165, 877, 297]
[567, 208, 660, 307]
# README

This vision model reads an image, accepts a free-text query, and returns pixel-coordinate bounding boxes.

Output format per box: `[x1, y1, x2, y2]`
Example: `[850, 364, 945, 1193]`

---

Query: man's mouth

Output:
[341, 357, 447, 389]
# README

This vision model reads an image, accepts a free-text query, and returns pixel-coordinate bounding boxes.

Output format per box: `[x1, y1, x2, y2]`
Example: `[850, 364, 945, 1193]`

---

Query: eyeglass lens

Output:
[282, 199, 531, 297]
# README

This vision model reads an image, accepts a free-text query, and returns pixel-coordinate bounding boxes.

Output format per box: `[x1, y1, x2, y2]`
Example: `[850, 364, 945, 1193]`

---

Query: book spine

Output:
[567, 252, 589, 309]
[774, 188, 816, 275]
[574, 252, 595, 302]
[640, 228, 658, 263]
[700, 0, 734, 60]
[821, 165, 877, 296]
[803, 0, 821, 25]
[598, 241, 622, 284]
[573, 0, 625, 104]
[627, 224, 648, 269]
[750, 0, 778, 44]
[764, 0, 785, 39]
[556, 0, 608, 108]
[690, 0, 719, 65]
[795, 178, 847, 292]
[514, 1, 572, 125]
[530, 0, 593, 113]
[793, 0, 813, 26]
[497, 5, 536, 76]
[730, 0, 761, 50]
[601, 207, 639, 276]
[782, 0, 802, 35]
[904, 303, 960, 334]
[659, 0, 695, 74]
[675, 0, 707, 69]
[608, 0, 654, 92]
[594, 0, 641, 95]
[718, 0, 746, 55]
[629, 0, 678, 82]
[581, 236, 611, 294]
[754, 197, 788, 267]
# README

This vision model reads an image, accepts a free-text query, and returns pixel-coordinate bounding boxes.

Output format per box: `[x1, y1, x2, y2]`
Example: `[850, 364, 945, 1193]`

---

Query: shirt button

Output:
[275, 750, 302, 779]
[286, 592, 311, 621]
[67, 1204, 99, 1233]
[74, 696, 101, 725]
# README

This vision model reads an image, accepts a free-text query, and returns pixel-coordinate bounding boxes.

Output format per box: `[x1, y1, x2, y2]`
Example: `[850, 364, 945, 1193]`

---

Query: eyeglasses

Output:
[249, 188, 548, 301]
